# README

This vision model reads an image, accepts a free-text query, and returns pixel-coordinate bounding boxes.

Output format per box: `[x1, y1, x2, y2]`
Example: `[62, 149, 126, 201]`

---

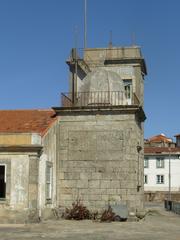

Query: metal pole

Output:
[75, 26, 78, 100]
[84, 0, 87, 49]
[75, 50, 78, 101]
[168, 147, 171, 201]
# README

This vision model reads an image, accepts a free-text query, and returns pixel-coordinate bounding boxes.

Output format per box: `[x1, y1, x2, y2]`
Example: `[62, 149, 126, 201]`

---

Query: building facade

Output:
[0, 110, 57, 222]
[0, 45, 147, 222]
[144, 134, 180, 201]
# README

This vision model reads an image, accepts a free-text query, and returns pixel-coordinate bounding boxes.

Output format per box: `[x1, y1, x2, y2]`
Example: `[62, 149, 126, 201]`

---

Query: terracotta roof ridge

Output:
[145, 146, 180, 153]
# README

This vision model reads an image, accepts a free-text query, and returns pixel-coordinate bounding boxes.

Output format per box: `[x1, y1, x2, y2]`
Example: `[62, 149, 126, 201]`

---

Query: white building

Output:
[144, 134, 180, 201]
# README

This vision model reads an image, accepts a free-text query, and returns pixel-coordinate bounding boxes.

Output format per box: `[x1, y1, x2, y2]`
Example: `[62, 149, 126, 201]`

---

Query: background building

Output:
[144, 134, 180, 202]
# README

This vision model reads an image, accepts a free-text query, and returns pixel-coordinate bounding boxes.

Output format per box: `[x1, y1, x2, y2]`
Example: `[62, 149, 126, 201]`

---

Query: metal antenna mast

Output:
[131, 32, 136, 46]
[109, 30, 113, 48]
[72, 26, 78, 104]
[75, 26, 78, 99]
[84, 0, 87, 49]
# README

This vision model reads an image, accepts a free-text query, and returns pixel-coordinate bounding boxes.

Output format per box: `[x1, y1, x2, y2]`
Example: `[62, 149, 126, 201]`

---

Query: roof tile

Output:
[145, 147, 180, 154]
[148, 134, 172, 143]
[0, 109, 57, 135]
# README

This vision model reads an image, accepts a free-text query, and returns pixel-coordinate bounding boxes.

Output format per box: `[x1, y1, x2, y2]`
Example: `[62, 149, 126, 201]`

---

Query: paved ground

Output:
[0, 204, 180, 240]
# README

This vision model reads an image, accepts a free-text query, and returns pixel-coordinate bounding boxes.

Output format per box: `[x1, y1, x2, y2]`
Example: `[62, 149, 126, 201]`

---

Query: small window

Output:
[46, 163, 53, 201]
[123, 79, 132, 100]
[144, 158, 149, 168]
[0, 165, 6, 199]
[156, 158, 164, 168]
[156, 175, 164, 184]
[144, 175, 148, 184]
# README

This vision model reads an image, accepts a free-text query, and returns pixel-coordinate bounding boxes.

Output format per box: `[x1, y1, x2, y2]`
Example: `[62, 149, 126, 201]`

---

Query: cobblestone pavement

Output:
[0, 206, 180, 240]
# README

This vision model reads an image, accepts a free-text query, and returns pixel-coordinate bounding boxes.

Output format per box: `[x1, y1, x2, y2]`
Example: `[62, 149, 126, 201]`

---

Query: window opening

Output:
[46, 163, 52, 201]
[144, 158, 149, 168]
[0, 165, 6, 199]
[123, 79, 132, 104]
[156, 175, 164, 184]
[156, 158, 165, 168]
[144, 175, 148, 184]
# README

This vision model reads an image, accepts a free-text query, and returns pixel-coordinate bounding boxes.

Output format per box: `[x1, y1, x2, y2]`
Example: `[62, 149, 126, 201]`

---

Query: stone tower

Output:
[53, 45, 147, 216]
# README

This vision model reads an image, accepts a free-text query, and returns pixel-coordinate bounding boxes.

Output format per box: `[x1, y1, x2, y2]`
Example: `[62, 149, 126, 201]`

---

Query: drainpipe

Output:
[137, 145, 142, 192]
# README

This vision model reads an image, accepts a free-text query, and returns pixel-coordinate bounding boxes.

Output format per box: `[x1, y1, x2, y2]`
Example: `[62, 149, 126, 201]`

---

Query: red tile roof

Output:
[0, 109, 57, 136]
[148, 134, 172, 143]
[145, 147, 180, 154]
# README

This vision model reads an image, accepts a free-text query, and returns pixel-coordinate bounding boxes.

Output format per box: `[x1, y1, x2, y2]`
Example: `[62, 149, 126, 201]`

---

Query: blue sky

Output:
[0, 0, 180, 139]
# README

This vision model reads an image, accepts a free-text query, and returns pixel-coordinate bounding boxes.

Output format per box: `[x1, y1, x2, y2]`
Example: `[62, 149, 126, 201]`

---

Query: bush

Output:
[62, 200, 123, 222]
[100, 205, 116, 222]
[62, 199, 90, 220]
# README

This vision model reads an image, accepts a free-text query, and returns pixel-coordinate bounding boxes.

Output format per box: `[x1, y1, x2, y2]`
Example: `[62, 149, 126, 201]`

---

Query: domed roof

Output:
[79, 69, 124, 93]
[76, 69, 125, 107]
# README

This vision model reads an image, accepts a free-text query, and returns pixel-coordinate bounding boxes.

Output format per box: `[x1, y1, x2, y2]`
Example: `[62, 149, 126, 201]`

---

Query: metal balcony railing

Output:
[61, 91, 140, 108]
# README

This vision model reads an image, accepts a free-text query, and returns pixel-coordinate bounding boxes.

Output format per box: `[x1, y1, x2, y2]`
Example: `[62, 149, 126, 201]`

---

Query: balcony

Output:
[61, 91, 140, 108]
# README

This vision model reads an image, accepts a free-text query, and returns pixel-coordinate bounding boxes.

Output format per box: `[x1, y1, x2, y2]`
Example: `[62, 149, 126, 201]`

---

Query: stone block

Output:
[76, 179, 89, 188]
[62, 187, 73, 195]
[102, 172, 116, 180]
[64, 172, 80, 180]
[88, 188, 106, 195]
[68, 150, 96, 161]
[106, 189, 117, 195]
[116, 189, 127, 195]
[68, 131, 96, 151]
[80, 172, 92, 179]
[100, 180, 111, 189]
[88, 194, 102, 201]
[110, 180, 120, 188]
[89, 180, 100, 189]
[60, 180, 77, 188]
[59, 150, 68, 161]
[101, 194, 110, 201]
[60, 194, 73, 201]
[59, 172, 64, 179]
[97, 131, 124, 151]
[96, 150, 123, 161]
[120, 181, 135, 189]
[109, 195, 121, 202]
[93, 200, 107, 207]
[92, 172, 102, 179]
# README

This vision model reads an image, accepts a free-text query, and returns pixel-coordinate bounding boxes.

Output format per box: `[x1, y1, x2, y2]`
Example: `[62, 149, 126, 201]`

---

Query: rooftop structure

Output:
[64, 46, 147, 109]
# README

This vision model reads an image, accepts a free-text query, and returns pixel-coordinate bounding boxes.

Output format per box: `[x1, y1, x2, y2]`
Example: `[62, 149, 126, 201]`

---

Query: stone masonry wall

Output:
[0, 153, 40, 223]
[57, 111, 144, 214]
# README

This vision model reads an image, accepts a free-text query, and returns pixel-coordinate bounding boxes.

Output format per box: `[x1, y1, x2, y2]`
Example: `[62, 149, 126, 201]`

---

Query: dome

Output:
[79, 69, 124, 93]
[76, 69, 125, 106]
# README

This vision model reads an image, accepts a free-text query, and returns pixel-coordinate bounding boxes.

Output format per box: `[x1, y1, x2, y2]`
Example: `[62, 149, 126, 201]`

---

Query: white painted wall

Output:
[144, 155, 180, 191]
